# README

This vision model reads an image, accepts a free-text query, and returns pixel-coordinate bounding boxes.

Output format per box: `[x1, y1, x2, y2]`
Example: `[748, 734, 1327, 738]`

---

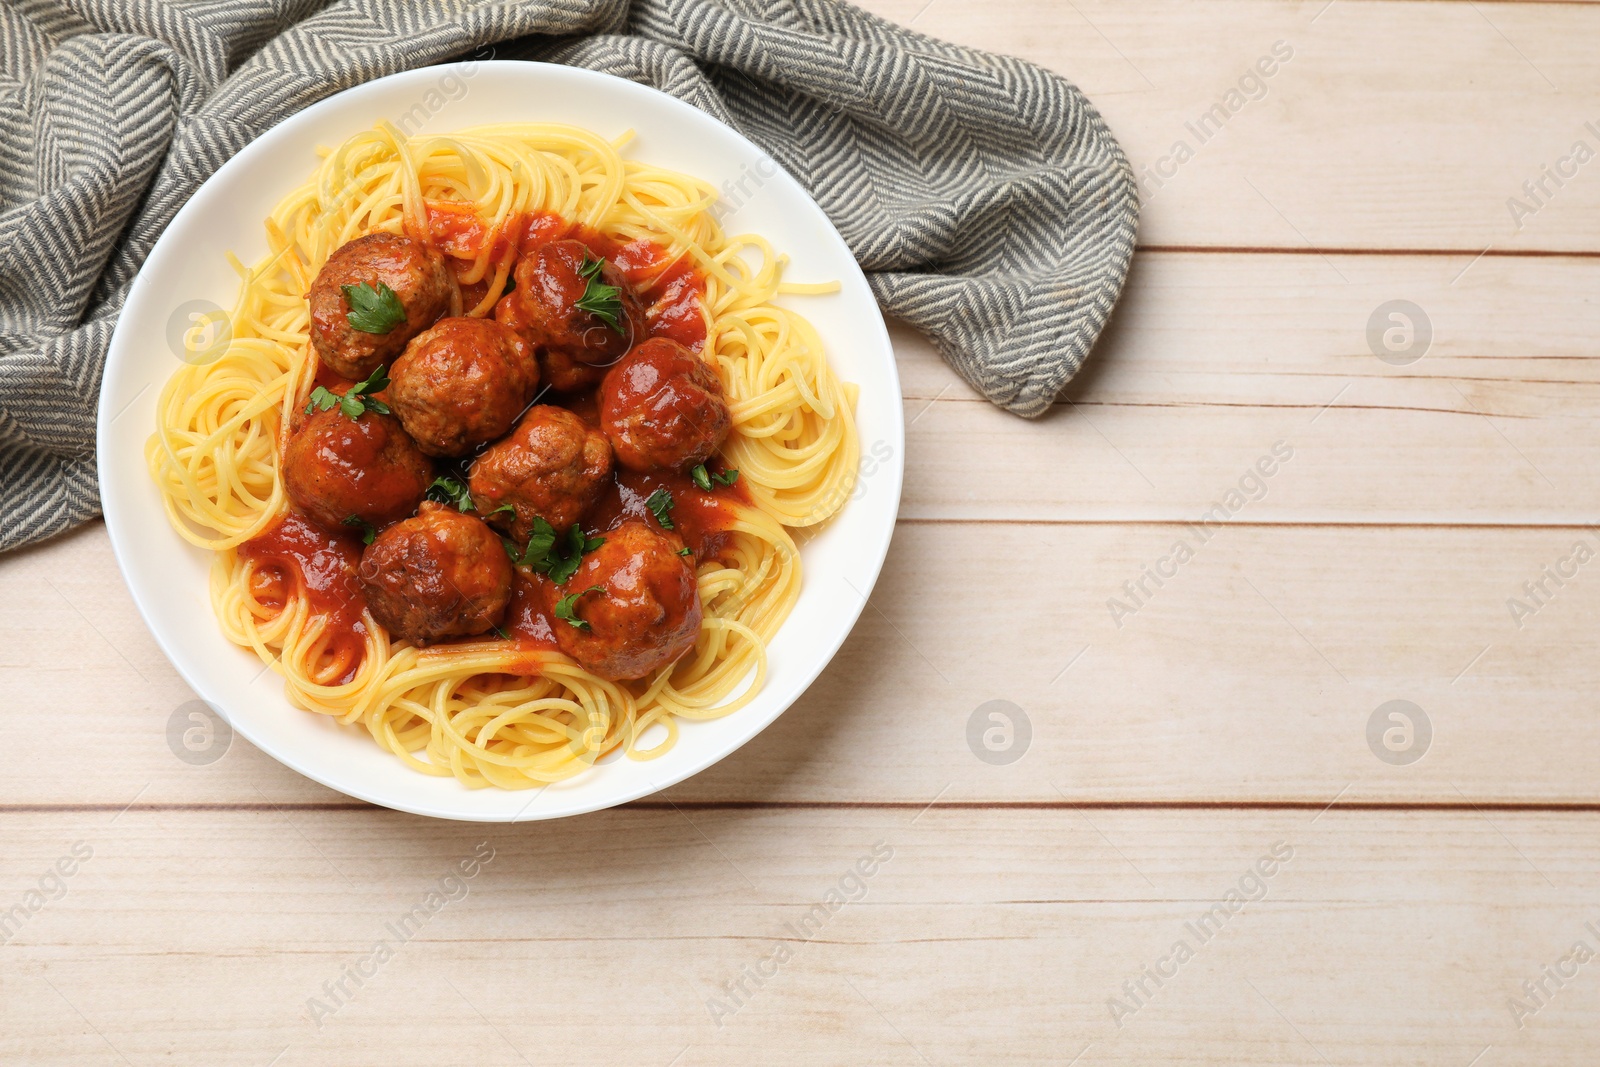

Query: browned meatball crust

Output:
[600, 338, 731, 473]
[358, 501, 512, 645]
[493, 239, 646, 391]
[546, 520, 701, 680]
[283, 396, 433, 532]
[387, 317, 539, 458]
[468, 405, 613, 541]
[308, 233, 458, 380]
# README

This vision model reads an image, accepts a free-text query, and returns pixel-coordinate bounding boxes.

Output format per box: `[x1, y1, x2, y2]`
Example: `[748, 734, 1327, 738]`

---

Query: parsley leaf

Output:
[554, 585, 604, 631]
[515, 516, 559, 569]
[509, 517, 602, 584]
[489, 503, 516, 517]
[307, 363, 391, 421]
[547, 555, 582, 585]
[341, 281, 406, 334]
[342, 515, 378, 545]
[547, 524, 606, 585]
[424, 475, 475, 511]
[677, 546, 692, 557]
[645, 487, 675, 530]
[492, 624, 511, 640]
[573, 254, 625, 335]
[305, 386, 340, 415]
[351, 362, 391, 397]
[690, 464, 740, 490]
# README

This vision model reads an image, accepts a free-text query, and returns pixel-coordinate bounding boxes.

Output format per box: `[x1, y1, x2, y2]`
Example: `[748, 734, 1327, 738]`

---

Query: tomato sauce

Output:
[426, 573, 559, 673]
[237, 512, 369, 683]
[639, 258, 707, 349]
[311, 362, 357, 393]
[457, 276, 492, 313]
[420, 201, 709, 348]
[425, 200, 494, 260]
[584, 465, 749, 562]
[500, 574, 560, 652]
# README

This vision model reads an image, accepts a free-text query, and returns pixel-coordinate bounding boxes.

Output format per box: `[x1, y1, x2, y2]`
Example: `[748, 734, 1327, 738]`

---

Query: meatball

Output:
[358, 501, 512, 645]
[600, 338, 731, 472]
[387, 317, 539, 457]
[546, 520, 701, 681]
[468, 406, 613, 540]
[282, 394, 433, 531]
[493, 239, 646, 391]
[308, 233, 458, 380]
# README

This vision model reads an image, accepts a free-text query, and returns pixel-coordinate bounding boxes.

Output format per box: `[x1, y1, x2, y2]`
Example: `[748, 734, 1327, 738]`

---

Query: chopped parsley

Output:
[690, 464, 739, 491]
[341, 515, 377, 545]
[424, 475, 474, 511]
[573, 254, 624, 335]
[554, 586, 604, 631]
[305, 386, 340, 415]
[644, 487, 675, 530]
[306, 363, 390, 420]
[341, 280, 406, 334]
[677, 546, 692, 557]
[492, 624, 511, 640]
[506, 517, 604, 585]
[510, 517, 557, 568]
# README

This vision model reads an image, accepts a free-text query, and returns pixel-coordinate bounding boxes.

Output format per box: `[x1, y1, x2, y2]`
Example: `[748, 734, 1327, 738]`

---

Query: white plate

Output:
[98, 62, 903, 822]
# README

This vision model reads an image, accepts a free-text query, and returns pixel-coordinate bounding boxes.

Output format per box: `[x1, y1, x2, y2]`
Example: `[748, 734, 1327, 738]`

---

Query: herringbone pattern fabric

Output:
[0, 0, 1136, 553]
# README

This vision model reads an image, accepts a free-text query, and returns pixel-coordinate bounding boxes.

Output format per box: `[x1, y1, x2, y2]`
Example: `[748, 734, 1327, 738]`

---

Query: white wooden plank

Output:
[857, 0, 1600, 251]
[0, 808, 1594, 1065]
[893, 252, 1600, 523]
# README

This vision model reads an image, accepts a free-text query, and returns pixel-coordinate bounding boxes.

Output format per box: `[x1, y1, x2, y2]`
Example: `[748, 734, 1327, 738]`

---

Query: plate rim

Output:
[97, 60, 904, 822]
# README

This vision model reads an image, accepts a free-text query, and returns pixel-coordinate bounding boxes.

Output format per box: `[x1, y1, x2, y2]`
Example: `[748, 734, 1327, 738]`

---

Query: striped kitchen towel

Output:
[0, 0, 1137, 553]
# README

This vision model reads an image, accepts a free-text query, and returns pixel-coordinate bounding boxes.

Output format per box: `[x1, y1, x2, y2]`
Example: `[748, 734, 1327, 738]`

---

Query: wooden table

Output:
[4, 1, 1597, 1062]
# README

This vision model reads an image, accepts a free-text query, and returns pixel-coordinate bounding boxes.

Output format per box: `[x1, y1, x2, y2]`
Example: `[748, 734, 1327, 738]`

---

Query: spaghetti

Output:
[147, 122, 858, 789]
